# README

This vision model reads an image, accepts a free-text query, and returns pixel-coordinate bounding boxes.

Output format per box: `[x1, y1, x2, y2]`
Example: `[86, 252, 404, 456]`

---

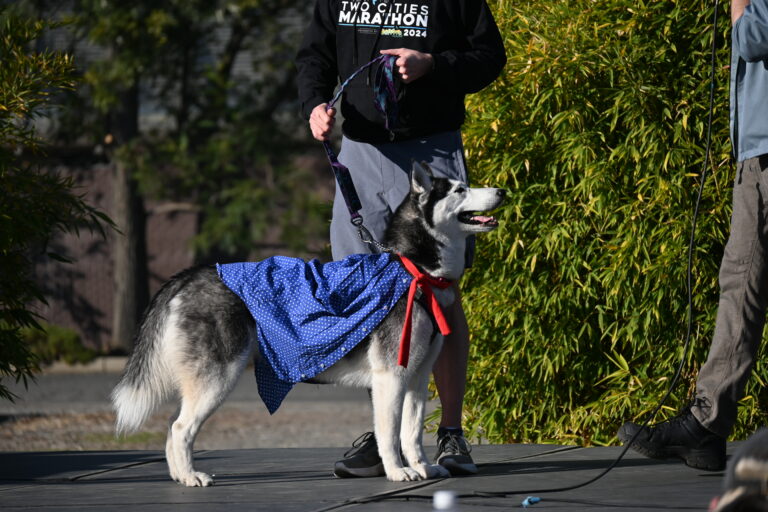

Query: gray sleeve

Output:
[733, 0, 768, 62]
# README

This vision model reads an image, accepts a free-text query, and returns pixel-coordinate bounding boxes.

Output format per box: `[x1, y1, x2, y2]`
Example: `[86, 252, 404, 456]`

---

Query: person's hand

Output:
[309, 103, 336, 141]
[379, 48, 434, 83]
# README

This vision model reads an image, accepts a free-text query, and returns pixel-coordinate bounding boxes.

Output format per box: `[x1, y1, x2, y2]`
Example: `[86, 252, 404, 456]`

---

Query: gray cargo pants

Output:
[693, 154, 768, 438]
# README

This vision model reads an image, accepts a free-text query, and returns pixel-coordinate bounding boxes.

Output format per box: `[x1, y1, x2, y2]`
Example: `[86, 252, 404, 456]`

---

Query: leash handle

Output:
[323, 142, 363, 216]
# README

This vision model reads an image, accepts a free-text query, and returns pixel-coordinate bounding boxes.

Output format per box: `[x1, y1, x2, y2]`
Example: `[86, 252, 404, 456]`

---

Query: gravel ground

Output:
[0, 368, 437, 452]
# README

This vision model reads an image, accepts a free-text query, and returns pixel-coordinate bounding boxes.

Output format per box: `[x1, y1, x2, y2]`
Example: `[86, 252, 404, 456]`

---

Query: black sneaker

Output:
[617, 407, 726, 471]
[333, 432, 385, 478]
[435, 428, 478, 475]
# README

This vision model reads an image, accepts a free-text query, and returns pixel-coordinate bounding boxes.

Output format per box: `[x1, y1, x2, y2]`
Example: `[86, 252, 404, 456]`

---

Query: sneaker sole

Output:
[333, 462, 385, 478]
[439, 460, 478, 476]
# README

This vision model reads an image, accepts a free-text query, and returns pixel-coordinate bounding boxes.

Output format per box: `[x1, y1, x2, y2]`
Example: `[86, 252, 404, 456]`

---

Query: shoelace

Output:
[438, 432, 472, 456]
[668, 409, 691, 426]
[661, 395, 711, 425]
[647, 402, 708, 442]
[344, 431, 376, 458]
[649, 401, 695, 429]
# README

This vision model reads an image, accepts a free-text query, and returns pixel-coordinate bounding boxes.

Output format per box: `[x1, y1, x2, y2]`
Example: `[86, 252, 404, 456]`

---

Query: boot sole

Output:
[628, 442, 725, 471]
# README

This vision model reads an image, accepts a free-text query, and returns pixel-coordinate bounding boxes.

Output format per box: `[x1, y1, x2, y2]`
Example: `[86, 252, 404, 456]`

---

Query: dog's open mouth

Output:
[458, 212, 499, 227]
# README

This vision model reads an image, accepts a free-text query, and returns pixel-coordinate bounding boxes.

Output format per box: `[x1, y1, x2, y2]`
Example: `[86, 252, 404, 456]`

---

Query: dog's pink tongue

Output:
[474, 215, 496, 224]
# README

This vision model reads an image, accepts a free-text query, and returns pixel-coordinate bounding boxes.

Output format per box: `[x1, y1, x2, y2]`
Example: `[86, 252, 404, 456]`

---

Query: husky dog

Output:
[112, 161, 505, 487]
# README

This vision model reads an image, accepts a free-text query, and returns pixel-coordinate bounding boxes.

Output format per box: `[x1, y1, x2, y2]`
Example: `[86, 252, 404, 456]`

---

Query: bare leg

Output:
[433, 285, 469, 429]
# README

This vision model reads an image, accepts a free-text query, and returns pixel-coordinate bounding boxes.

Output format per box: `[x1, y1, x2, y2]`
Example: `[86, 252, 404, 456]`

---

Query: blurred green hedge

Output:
[21, 323, 98, 366]
[460, 0, 767, 444]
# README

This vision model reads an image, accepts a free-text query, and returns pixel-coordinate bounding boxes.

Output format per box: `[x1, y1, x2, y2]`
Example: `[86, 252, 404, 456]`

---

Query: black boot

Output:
[617, 407, 726, 471]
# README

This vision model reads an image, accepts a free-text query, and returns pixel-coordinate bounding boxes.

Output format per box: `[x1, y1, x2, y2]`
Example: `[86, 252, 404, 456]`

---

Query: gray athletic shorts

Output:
[331, 130, 474, 267]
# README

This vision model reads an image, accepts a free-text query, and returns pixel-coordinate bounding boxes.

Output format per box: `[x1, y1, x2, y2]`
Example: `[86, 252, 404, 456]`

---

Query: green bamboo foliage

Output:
[459, 0, 767, 444]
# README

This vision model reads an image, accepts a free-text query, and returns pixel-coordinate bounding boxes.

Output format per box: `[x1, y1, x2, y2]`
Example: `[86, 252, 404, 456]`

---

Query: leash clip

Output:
[355, 222, 390, 254]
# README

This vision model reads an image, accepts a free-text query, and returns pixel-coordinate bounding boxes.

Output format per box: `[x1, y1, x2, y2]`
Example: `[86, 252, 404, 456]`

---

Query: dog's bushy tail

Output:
[111, 277, 185, 435]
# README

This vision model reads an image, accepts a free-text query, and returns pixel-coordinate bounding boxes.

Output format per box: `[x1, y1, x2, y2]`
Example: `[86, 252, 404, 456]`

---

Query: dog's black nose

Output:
[497, 189, 507, 198]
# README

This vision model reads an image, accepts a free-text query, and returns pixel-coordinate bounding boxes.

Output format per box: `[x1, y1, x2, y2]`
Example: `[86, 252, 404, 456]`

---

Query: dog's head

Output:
[409, 161, 506, 236]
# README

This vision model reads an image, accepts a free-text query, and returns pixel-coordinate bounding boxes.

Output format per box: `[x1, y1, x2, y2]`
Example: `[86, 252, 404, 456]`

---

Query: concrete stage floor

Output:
[1, 442, 737, 511]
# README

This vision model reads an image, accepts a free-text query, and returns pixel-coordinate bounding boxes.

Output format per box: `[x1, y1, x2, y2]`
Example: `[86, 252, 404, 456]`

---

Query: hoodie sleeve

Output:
[296, 0, 339, 119]
[430, 0, 506, 94]
[733, 0, 768, 62]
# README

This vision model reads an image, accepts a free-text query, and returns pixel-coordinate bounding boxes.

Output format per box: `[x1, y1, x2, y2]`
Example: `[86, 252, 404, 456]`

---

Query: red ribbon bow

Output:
[397, 255, 453, 367]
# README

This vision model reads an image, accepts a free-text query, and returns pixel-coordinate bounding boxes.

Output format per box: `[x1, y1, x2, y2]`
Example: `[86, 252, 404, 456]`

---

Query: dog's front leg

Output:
[401, 369, 450, 479]
[371, 369, 422, 481]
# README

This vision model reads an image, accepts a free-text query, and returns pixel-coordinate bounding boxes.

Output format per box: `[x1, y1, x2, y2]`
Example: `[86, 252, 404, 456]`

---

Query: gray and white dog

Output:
[112, 161, 505, 486]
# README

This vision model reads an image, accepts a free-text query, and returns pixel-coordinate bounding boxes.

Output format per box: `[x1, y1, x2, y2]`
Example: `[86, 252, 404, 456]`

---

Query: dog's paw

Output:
[414, 463, 451, 479]
[177, 471, 215, 487]
[386, 466, 424, 482]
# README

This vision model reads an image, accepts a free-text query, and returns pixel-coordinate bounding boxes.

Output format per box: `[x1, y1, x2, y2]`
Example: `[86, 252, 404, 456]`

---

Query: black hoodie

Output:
[296, 0, 506, 143]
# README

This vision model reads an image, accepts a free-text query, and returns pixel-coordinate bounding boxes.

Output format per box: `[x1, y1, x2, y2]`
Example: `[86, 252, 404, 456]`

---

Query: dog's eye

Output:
[455, 186, 466, 194]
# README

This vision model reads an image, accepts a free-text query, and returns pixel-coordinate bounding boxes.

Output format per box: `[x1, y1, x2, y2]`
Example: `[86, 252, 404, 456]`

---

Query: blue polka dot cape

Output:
[216, 253, 412, 414]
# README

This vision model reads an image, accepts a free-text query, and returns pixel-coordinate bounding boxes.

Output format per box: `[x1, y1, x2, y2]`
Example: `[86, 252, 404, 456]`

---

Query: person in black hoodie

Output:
[296, 0, 505, 478]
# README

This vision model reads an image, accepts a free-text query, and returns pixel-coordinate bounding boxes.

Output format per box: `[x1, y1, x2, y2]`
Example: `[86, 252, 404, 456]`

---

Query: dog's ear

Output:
[410, 160, 433, 197]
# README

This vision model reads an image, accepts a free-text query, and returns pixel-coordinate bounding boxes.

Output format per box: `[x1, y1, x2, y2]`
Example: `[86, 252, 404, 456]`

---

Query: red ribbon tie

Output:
[397, 255, 453, 367]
